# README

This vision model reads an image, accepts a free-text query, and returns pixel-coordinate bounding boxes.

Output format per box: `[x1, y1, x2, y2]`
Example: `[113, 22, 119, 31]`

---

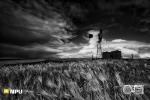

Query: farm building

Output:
[111, 50, 122, 59]
[102, 50, 122, 59]
[102, 51, 111, 59]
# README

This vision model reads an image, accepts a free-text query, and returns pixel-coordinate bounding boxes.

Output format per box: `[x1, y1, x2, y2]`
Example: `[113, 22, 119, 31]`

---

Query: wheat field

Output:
[0, 59, 150, 100]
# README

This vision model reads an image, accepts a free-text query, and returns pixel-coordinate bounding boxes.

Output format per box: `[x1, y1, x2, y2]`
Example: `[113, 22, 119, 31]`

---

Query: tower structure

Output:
[89, 29, 103, 59]
[96, 29, 103, 59]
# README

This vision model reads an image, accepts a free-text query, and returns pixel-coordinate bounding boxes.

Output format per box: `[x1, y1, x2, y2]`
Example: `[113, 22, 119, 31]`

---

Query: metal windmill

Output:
[89, 29, 103, 59]
[96, 29, 103, 58]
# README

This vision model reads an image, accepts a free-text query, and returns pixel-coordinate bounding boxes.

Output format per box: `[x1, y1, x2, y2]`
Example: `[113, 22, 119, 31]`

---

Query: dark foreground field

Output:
[0, 59, 150, 100]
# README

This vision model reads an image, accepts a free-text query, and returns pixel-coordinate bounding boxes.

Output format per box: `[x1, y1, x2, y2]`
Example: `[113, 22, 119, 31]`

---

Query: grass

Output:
[0, 59, 150, 100]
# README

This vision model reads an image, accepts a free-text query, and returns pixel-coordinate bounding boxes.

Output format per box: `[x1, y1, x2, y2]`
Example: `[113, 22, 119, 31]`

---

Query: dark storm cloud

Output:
[0, 0, 150, 58]
[0, 43, 59, 59]
[0, 0, 79, 58]
[0, 0, 76, 46]
[68, 0, 150, 43]
[136, 28, 150, 35]
[141, 18, 150, 24]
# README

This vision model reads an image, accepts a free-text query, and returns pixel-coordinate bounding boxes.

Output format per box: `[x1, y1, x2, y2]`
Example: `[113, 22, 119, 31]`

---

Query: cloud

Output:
[107, 23, 119, 28]
[102, 40, 150, 58]
[0, 0, 79, 58]
[0, 11, 74, 46]
[115, 46, 138, 55]
[136, 28, 150, 35]
[138, 28, 149, 32]
[57, 53, 82, 58]
[133, 0, 149, 7]
[87, 30, 100, 48]
[57, 29, 102, 58]
[54, 25, 150, 59]
[112, 39, 126, 42]
[60, 38, 150, 58]
[78, 39, 140, 58]
[1, 0, 150, 59]
[26, 44, 62, 53]
[0, 43, 60, 59]
[140, 18, 150, 23]
[140, 53, 150, 58]
[77, 30, 101, 55]
[57, 42, 81, 51]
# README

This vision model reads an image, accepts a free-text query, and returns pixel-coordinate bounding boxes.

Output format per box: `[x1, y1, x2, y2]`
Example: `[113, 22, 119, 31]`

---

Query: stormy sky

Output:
[0, 0, 150, 59]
